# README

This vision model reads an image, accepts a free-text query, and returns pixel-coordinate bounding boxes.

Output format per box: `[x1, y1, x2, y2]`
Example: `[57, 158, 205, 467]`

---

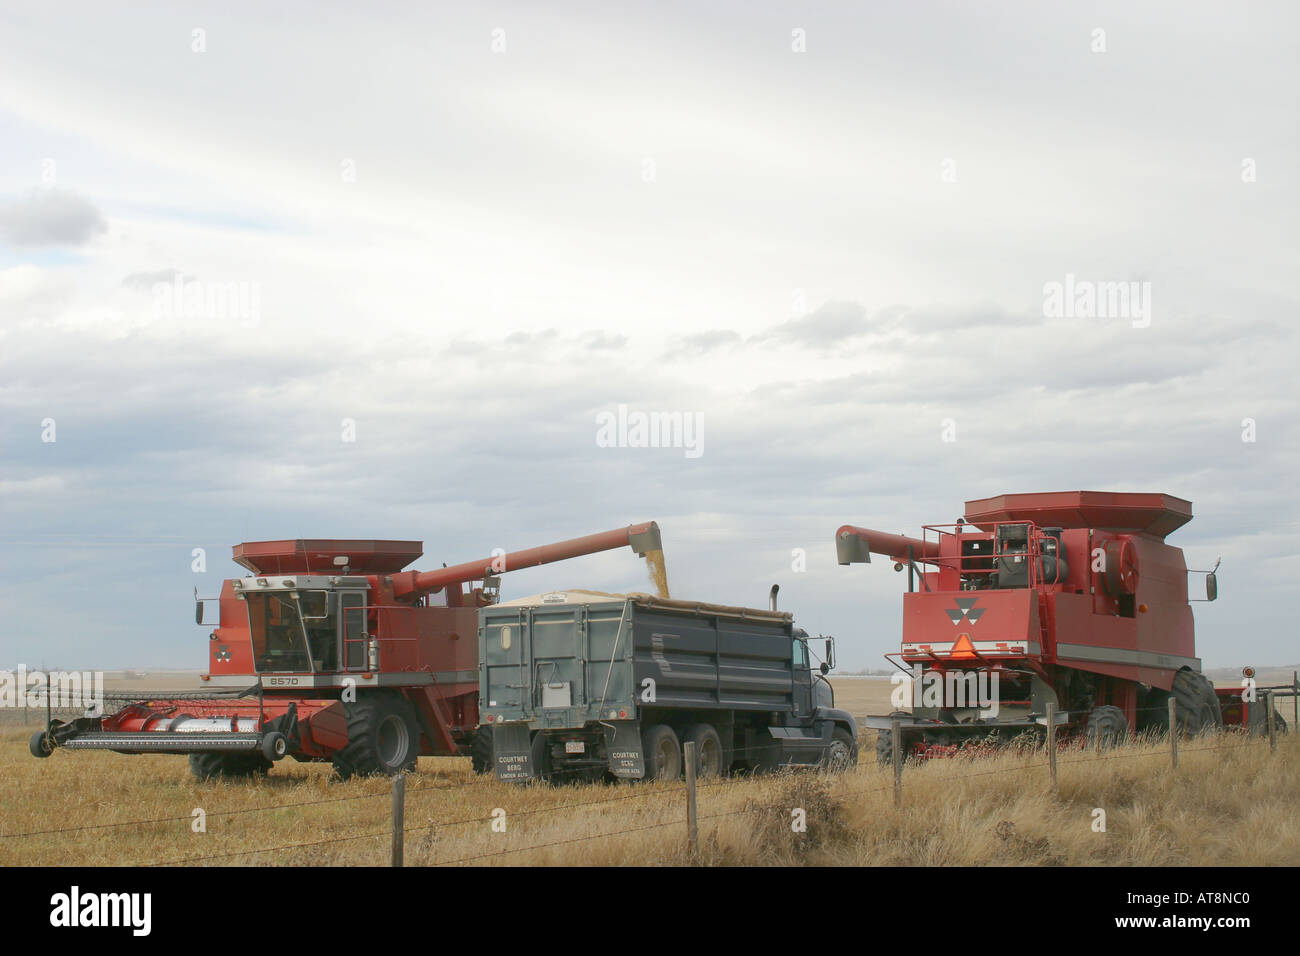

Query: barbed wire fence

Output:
[3, 719, 1293, 867]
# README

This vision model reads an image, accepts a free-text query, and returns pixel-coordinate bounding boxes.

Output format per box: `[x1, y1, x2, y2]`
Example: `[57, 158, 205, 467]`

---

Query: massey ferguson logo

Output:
[945, 598, 985, 626]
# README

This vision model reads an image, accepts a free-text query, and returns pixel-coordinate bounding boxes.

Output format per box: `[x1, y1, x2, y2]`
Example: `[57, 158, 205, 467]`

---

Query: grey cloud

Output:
[0, 187, 107, 247]
[664, 329, 742, 359]
[754, 301, 869, 349]
[121, 269, 183, 291]
[581, 331, 627, 351]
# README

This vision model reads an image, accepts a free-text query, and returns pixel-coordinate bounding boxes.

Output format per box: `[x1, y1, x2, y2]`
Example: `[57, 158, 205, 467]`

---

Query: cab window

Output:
[793, 638, 808, 668]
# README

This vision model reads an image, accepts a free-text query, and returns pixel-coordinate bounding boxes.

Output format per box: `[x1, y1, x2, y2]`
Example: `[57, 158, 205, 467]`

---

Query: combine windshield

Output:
[245, 591, 338, 672]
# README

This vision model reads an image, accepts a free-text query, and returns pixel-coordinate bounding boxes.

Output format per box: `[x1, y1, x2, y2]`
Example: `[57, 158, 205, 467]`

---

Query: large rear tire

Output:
[1083, 704, 1129, 749]
[332, 695, 420, 779]
[1172, 669, 1222, 736]
[641, 724, 682, 781]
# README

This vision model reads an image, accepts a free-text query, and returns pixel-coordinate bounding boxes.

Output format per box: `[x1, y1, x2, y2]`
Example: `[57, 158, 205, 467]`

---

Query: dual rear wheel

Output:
[641, 723, 726, 781]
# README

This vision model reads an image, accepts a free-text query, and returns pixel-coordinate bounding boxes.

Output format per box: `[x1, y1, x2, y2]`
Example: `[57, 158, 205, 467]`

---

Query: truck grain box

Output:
[480, 589, 858, 782]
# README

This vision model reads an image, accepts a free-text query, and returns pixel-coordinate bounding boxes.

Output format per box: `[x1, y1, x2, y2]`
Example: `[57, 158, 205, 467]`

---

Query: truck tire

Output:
[332, 695, 419, 779]
[875, 711, 909, 766]
[825, 726, 859, 771]
[188, 752, 271, 781]
[471, 726, 493, 774]
[529, 731, 554, 783]
[641, 724, 682, 781]
[683, 724, 724, 779]
[1083, 705, 1128, 749]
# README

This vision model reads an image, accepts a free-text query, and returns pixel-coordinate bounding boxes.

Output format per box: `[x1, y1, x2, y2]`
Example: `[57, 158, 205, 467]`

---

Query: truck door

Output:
[791, 636, 813, 719]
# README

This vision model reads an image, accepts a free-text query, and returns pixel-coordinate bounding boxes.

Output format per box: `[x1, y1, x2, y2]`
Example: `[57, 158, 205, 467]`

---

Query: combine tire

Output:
[188, 752, 271, 781]
[261, 732, 288, 763]
[332, 695, 420, 779]
[1142, 670, 1222, 737]
[1172, 669, 1223, 736]
[29, 731, 52, 758]
[683, 723, 725, 779]
[1084, 705, 1129, 749]
[824, 726, 859, 771]
[471, 726, 493, 774]
[641, 724, 682, 781]
[875, 711, 909, 766]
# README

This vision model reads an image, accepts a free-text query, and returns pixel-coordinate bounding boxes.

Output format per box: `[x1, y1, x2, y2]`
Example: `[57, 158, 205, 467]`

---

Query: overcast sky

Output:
[1, 1, 1296, 672]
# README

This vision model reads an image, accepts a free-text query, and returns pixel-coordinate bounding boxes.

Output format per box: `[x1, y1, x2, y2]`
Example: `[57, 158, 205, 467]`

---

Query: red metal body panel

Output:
[840, 492, 1214, 754]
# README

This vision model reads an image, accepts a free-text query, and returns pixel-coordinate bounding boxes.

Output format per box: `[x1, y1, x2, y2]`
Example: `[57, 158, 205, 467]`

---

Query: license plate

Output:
[564, 740, 585, 754]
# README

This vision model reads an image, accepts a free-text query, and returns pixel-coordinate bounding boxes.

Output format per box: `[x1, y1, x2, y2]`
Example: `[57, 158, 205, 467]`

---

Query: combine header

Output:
[836, 491, 1286, 762]
[31, 523, 662, 779]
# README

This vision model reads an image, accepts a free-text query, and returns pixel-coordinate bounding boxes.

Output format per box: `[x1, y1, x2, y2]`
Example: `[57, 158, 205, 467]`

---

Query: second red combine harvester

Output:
[837, 491, 1284, 763]
[31, 523, 662, 780]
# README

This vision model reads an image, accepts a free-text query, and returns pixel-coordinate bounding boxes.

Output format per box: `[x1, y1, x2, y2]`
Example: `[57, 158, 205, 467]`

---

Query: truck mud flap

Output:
[491, 725, 533, 781]
[602, 720, 644, 779]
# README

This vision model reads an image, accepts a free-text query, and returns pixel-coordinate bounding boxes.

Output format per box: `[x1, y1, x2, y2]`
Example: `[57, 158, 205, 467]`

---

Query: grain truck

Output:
[480, 587, 858, 782]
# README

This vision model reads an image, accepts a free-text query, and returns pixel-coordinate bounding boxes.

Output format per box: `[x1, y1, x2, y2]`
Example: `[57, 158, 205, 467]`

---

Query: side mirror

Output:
[1206, 572, 1217, 602]
[820, 662, 830, 675]
[195, 601, 205, 625]
[823, 637, 835, 670]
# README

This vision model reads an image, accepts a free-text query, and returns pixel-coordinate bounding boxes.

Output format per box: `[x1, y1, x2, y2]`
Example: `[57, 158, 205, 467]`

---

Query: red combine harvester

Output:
[30, 523, 662, 780]
[836, 492, 1288, 762]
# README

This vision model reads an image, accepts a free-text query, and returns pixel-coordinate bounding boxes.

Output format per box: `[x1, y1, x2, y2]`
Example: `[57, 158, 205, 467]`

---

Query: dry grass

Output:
[2, 720, 1296, 867]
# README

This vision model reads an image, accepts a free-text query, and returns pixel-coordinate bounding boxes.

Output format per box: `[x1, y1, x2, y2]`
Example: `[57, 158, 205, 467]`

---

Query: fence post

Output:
[1266, 692, 1277, 754]
[684, 740, 698, 859]
[391, 773, 405, 867]
[1168, 697, 1178, 770]
[1046, 702, 1058, 795]
[891, 717, 903, 809]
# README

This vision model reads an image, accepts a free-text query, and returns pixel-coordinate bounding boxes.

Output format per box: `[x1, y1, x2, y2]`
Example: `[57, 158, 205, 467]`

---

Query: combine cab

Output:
[31, 524, 664, 780]
[836, 491, 1287, 761]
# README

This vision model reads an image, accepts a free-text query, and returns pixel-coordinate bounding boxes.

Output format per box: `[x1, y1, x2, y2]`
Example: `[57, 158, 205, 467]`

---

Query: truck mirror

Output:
[195, 601, 205, 625]
[1206, 572, 1217, 602]
[820, 662, 830, 675]
[824, 638, 835, 669]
